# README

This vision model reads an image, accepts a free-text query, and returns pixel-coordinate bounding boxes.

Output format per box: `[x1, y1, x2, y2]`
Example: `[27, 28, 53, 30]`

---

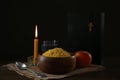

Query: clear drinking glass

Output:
[41, 40, 59, 53]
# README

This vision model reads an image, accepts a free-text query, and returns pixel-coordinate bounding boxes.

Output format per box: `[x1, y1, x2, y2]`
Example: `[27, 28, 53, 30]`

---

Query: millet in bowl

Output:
[38, 48, 76, 74]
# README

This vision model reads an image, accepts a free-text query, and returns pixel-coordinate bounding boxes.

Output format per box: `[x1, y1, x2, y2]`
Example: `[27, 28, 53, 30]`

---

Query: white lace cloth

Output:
[3, 63, 105, 80]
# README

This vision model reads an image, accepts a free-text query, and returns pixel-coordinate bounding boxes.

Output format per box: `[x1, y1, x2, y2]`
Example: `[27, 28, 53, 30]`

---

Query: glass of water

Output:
[41, 40, 59, 53]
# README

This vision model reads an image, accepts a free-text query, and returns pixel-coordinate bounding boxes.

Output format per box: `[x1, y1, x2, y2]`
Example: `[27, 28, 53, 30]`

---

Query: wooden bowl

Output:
[37, 55, 76, 74]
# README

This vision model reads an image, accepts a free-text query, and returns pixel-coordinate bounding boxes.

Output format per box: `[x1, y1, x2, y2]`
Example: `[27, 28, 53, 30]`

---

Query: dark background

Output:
[0, 0, 120, 65]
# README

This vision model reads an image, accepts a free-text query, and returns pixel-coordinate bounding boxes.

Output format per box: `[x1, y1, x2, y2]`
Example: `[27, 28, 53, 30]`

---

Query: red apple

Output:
[74, 50, 92, 68]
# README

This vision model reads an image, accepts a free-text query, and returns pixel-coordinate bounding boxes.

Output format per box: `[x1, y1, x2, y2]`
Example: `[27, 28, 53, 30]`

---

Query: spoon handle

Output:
[26, 68, 36, 75]
[26, 68, 47, 77]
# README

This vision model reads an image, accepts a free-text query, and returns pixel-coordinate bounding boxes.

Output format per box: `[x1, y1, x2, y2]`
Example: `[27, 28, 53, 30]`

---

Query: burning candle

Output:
[33, 25, 39, 65]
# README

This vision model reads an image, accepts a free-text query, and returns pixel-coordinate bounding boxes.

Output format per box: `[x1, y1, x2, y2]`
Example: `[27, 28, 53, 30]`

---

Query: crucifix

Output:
[88, 21, 94, 32]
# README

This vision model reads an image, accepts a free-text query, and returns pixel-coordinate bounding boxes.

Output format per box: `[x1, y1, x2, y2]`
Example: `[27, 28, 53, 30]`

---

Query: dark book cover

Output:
[65, 12, 105, 64]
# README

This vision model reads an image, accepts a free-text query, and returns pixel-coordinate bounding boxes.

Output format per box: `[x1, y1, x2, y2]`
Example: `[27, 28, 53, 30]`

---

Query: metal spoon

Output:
[15, 61, 47, 78]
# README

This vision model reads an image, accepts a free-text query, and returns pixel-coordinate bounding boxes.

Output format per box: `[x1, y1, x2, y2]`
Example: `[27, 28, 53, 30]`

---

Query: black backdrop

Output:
[0, 0, 120, 64]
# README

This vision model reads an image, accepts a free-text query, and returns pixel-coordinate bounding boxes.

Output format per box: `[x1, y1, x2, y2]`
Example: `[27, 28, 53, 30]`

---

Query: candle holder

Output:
[27, 56, 34, 66]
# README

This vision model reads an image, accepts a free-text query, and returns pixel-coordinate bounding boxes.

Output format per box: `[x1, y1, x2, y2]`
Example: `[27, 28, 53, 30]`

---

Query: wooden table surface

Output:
[0, 57, 120, 80]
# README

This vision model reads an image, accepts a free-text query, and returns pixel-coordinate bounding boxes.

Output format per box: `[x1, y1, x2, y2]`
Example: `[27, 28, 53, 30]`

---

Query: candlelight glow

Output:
[35, 25, 38, 38]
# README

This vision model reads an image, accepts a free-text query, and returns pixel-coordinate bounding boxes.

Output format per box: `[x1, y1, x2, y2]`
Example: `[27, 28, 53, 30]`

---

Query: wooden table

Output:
[0, 59, 120, 80]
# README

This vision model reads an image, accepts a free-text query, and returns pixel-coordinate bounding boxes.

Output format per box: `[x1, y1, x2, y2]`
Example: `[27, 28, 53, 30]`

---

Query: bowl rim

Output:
[38, 55, 76, 59]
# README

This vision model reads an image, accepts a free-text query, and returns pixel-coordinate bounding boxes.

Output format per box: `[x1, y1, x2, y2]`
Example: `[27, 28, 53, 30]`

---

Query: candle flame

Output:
[35, 25, 38, 38]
